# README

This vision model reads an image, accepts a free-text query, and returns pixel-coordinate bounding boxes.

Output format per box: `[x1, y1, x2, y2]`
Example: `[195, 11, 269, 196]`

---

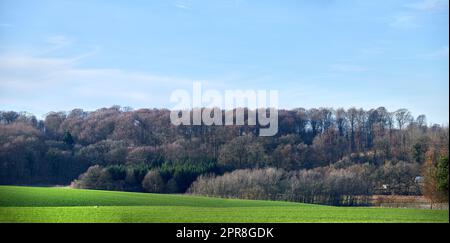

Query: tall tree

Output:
[63, 131, 75, 147]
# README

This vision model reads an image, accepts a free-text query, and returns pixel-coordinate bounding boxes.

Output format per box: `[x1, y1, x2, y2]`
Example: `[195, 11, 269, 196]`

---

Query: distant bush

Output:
[71, 165, 113, 190]
[142, 169, 165, 193]
[71, 165, 128, 191]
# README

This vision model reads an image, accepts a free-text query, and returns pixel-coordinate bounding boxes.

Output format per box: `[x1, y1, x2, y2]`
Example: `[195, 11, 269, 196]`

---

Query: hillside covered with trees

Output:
[0, 106, 448, 205]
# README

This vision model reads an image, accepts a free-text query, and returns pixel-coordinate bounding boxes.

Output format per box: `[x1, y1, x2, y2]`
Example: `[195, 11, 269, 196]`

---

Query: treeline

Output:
[188, 162, 422, 206]
[0, 106, 448, 204]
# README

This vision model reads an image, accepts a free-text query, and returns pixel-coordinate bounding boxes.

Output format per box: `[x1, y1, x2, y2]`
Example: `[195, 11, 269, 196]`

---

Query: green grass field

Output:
[0, 186, 448, 223]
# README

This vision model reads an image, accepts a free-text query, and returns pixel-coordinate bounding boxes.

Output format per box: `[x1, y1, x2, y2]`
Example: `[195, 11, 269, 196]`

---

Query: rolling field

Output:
[0, 186, 448, 223]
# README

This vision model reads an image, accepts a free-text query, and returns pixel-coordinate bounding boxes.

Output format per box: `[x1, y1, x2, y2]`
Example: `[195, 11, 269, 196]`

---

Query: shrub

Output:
[71, 165, 126, 191]
[142, 169, 165, 193]
[71, 165, 111, 189]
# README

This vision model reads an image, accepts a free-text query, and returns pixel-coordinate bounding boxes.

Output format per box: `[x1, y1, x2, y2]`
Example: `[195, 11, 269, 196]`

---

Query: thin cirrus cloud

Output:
[0, 51, 193, 116]
[389, 0, 448, 29]
[39, 35, 73, 55]
[405, 0, 449, 11]
[173, 0, 192, 10]
[389, 14, 419, 28]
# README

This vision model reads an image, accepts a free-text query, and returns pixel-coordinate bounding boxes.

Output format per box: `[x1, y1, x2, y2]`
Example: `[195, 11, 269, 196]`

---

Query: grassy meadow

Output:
[0, 186, 448, 223]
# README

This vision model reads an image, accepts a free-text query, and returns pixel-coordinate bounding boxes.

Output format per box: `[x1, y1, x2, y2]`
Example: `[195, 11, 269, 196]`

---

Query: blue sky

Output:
[0, 0, 448, 124]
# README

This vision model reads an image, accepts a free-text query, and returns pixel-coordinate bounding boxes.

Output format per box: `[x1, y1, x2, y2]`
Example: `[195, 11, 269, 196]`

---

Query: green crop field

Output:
[0, 186, 448, 223]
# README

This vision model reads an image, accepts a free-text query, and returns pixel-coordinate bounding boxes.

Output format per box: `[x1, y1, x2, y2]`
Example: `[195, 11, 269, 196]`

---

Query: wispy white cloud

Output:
[173, 0, 192, 10]
[0, 39, 194, 115]
[389, 13, 419, 29]
[405, 0, 449, 11]
[46, 35, 72, 47]
[389, 0, 448, 29]
[38, 35, 73, 55]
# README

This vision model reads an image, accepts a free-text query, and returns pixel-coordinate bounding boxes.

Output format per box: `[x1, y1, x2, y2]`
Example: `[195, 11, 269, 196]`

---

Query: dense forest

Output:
[0, 106, 448, 205]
